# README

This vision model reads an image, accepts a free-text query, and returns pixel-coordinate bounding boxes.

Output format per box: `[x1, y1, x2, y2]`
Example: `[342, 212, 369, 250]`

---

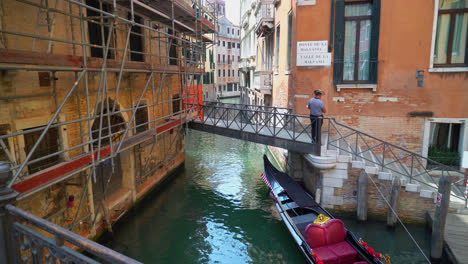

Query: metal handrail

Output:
[5, 204, 141, 264]
[194, 102, 467, 203]
[327, 118, 467, 201]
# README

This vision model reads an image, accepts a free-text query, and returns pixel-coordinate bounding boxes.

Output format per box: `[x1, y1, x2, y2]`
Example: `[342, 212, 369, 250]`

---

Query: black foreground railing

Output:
[0, 164, 141, 264]
[3, 205, 142, 264]
[192, 102, 467, 205]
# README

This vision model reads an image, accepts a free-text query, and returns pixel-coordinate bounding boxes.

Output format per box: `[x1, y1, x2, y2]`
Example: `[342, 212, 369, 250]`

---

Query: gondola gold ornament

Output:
[313, 214, 331, 226]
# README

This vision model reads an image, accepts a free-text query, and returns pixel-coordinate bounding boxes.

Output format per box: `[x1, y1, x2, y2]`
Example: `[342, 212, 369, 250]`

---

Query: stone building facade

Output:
[216, 17, 241, 99]
[0, 0, 213, 238]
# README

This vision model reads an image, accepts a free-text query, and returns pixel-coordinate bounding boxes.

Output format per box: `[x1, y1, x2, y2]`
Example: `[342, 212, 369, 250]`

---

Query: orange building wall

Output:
[276, 0, 468, 153]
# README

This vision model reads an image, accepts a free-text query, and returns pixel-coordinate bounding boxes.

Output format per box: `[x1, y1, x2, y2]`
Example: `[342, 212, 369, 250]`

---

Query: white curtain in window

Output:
[435, 14, 451, 64]
[452, 13, 468, 63]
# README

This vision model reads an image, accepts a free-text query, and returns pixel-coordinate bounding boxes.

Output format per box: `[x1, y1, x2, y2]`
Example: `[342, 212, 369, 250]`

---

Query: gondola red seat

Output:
[305, 219, 358, 264]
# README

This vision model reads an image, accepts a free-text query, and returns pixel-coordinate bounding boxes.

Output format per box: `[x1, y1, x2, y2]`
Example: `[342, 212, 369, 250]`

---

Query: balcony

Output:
[255, 0, 275, 36]
[240, 59, 249, 72]
[254, 71, 272, 95]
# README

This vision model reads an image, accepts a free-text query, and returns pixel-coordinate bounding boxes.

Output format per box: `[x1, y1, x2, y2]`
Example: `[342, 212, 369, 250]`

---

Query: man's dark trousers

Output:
[310, 115, 322, 143]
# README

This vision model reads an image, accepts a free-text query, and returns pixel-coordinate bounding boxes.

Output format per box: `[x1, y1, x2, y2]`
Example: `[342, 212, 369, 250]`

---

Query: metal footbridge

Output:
[188, 101, 322, 154]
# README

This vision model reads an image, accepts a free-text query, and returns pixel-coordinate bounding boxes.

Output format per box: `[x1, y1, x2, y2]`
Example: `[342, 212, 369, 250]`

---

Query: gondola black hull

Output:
[262, 155, 385, 264]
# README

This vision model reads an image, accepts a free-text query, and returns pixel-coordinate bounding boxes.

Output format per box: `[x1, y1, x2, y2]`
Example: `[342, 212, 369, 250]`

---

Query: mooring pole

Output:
[387, 175, 400, 227]
[430, 175, 452, 261]
[357, 171, 368, 222]
[0, 162, 19, 264]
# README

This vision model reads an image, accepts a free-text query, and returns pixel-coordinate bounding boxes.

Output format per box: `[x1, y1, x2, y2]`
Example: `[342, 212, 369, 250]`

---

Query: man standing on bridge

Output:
[307, 90, 326, 143]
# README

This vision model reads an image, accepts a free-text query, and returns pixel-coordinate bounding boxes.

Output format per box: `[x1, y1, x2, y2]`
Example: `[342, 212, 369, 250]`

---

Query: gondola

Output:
[262, 155, 389, 264]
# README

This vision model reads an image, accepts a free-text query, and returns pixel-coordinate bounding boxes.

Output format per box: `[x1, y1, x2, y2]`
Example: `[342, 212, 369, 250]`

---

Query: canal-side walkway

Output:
[427, 212, 468, 264]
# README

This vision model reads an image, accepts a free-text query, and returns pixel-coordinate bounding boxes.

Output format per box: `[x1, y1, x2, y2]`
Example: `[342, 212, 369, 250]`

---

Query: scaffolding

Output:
[0, 0, 217, 234]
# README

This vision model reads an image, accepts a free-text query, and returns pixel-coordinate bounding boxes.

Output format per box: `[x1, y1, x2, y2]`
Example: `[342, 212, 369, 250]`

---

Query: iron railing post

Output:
[0, 162, 19, 264]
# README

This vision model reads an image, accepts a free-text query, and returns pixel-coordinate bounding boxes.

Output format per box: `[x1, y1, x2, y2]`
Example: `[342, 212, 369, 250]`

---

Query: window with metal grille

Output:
[86, 0, 115, 59]
[168, 29, 178, 65]
[23, 126, 60, 175]
[172, 95, 181, 114]
[128, 13, 144, 62]
[135, 104, 148, 133]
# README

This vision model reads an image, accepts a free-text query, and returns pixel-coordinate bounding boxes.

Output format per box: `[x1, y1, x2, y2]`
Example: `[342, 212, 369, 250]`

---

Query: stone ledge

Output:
[304, 154, 337, 170]
[406, 183, 421, 193]
[378, 172, 393, 181]
[351, 160, 365, 169]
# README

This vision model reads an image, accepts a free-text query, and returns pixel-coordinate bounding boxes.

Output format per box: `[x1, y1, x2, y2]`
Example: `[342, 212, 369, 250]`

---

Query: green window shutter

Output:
[333, 0, 345, 85]
[369, 0, 381, 84]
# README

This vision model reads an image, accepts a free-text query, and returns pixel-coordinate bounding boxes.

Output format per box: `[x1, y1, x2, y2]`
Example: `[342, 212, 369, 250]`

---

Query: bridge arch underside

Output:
[188, 122, 320, 154]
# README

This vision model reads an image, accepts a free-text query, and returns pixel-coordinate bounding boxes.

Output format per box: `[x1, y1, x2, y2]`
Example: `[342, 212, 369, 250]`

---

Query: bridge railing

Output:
[327, 118, 468, 204]
[192, 103, 330, 152]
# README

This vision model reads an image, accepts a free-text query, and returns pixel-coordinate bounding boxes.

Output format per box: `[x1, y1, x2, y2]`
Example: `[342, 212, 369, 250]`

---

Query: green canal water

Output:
[104, 129, 436, 264]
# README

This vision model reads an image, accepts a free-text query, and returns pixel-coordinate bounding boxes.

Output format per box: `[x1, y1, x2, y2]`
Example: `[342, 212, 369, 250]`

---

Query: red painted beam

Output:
[12, 119, 185, 194]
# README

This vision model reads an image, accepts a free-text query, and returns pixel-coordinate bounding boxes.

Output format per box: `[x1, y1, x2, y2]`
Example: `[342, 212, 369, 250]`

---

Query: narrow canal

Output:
[104, 130, 434, 264]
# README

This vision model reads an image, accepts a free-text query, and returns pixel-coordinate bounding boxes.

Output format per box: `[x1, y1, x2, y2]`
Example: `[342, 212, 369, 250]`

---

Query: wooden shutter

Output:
[333, 0, 345, 85]
[369, 0, 381, 84]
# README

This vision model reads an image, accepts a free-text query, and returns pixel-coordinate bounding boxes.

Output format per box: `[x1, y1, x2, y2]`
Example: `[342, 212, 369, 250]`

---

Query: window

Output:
[428, 122, 462, 168]
[135, 104, 148, 133]
[86, 0, 115, 58]
[237, 43, 240, 49]
[228, 69, 231, 76]
[275, 24, 280, 68]
[228, 42, 231, 49]
[223, 69, 225, 76]
[433, 0, 468, 66]
[172, 95, 181, 114]
[223, 41, 225, 47]
[218, 40, 220, 46]
[223, 55, 225, 63]
[168, 29, 178, 65]
[218, 54, 220, 63]
[287, 11, 293, 70]
[228, 55, 230, 64]
[24, 126, 60, 175]
[333, 0, 380, 84]
[218, 69, 221, 77]
[238, 29, 240, 35]
[228, 27, 230, 34]
[232, 70, 235, 76]
[238, 56, 240, 61]
[128, 13, 144, 62]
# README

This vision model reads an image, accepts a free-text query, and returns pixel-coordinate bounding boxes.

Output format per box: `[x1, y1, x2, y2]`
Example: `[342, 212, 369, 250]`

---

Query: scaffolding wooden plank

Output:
[0, 48, 190, 73]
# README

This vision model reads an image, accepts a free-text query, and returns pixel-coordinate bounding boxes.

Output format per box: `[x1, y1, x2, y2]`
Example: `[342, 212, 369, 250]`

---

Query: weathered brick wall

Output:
[1, 0, 188, 241]
[335, 168, 436, 224]
[332, 115, 426, 155]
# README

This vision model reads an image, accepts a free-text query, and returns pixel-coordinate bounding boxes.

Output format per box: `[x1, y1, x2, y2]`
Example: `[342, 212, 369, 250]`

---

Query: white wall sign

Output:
[297, 41, 331, 66]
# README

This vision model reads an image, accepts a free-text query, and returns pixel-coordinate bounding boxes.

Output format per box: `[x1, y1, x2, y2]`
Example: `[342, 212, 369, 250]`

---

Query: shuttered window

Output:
[333, 0, 380, 84]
